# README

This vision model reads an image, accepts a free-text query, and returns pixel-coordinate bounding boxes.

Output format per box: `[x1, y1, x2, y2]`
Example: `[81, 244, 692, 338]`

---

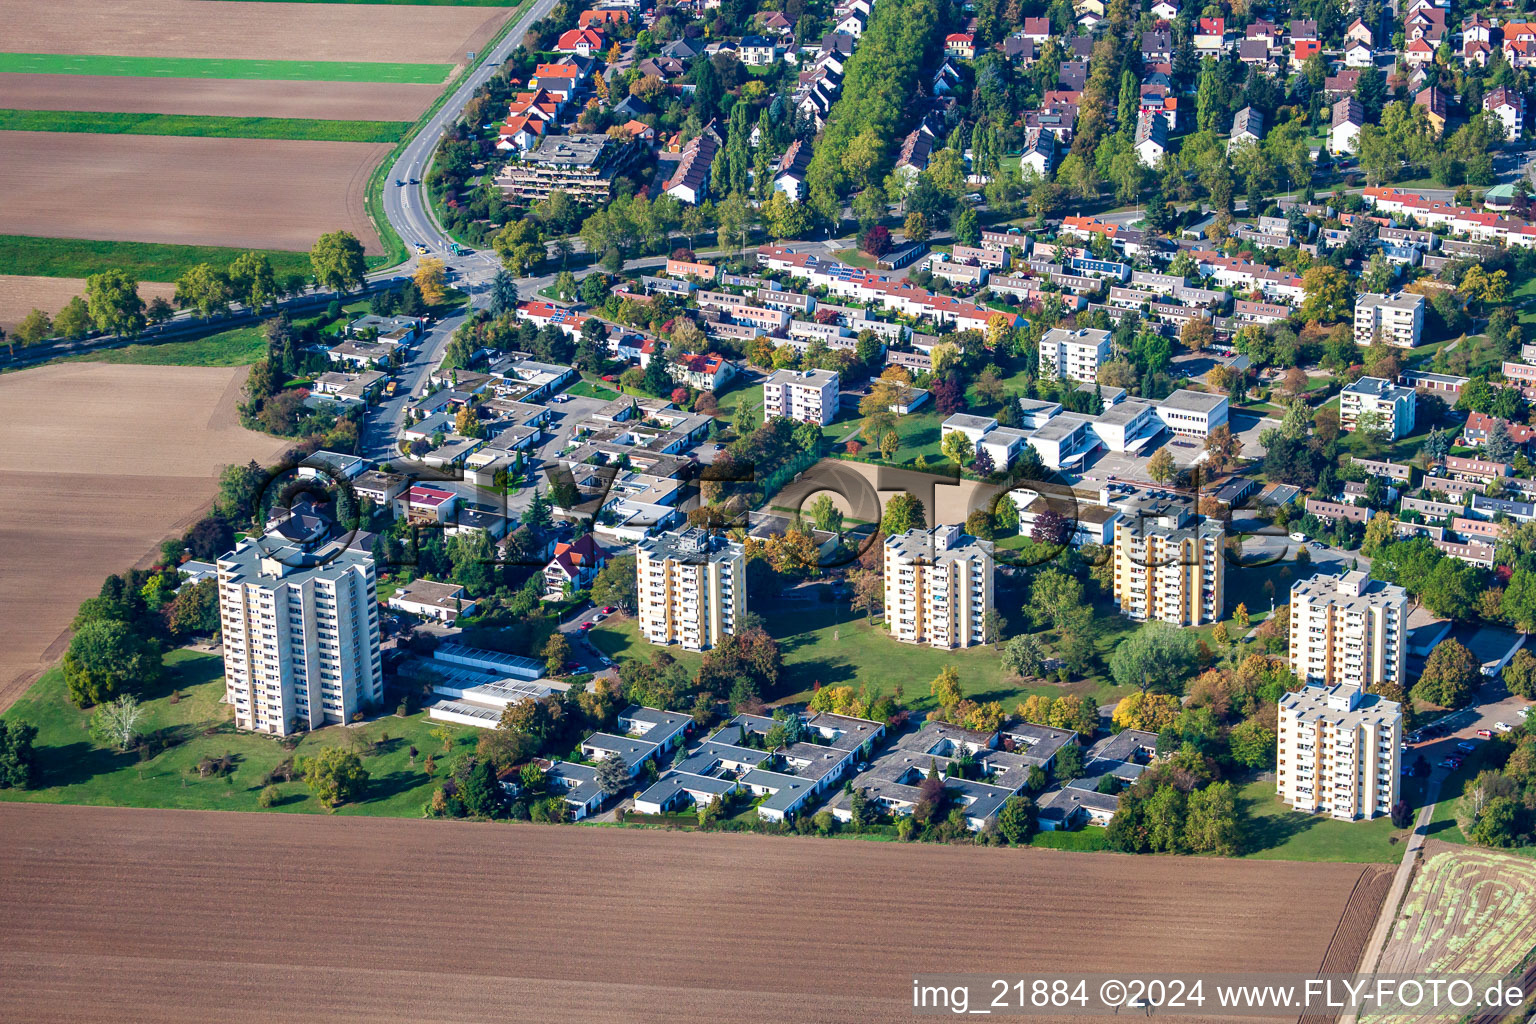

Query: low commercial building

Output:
[387, 579, 475, 623]
[1155, 389, 1229, 438]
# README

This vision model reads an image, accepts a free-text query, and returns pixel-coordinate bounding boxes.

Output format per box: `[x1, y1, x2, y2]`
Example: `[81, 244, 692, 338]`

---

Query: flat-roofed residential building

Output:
[1277, 681, 1400, 820]
[1288, 570, 1408, 692]
[1111, 508, 1224, 626]
[883, 524, 994, 649]
[762, 367, 839, 425]
[495, 133, 638, 202]
[635, 527, 745, 652]
[217, 535, 382, 735]
[1039, 326, 1112, 383]
[1340, 376, 1417, 439]
[1354, 291, 1425, 348]
[1155, 389, 1229, 438]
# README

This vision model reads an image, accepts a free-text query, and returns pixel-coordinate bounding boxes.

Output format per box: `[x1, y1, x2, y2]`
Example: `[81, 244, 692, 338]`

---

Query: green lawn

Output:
[1238, 780, 1410, 862]
[221, 0, 512, 4]
[0, 109, 411, 143]
[830, 248, 879, 270]
[0, 235, 315, 280]
[713, 381, 764, 422]
[0, 53, 454, 84]
[588, 604, 1127, 713]
[63, 324, 268, 367]
[0, 649, 476, 817]
[566, 379, 620, 400]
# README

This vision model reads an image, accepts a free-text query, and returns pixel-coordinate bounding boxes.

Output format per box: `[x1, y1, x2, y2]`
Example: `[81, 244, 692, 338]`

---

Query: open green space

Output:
[1238, 779, 1409, 862]
[0, 649, 474, 817]
[0, 109, 410, 143]
[0, 235, 316, 281]
[712, 381, 763, 422]
[566, 379, 620, 401]
[63, 324, 268, 367]
[589, 602, 1127, 713]
[0, 53, 454, 84]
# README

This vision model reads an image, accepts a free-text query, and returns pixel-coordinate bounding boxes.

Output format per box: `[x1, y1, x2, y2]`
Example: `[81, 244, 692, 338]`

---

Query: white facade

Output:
[1155, 389, 1229, 438]
[1340, 376, 1417, 439]
[636, 527, 745, 652]
[1277, 683, 1401, 821]
[1288, 571, 1408, 692]
[1039, 326, 1112, 383]
[1354, 291, 1425, 348]
[218, 536, 383, 735]
[882, 525, 994, 649]
[762, 367, 839, 426]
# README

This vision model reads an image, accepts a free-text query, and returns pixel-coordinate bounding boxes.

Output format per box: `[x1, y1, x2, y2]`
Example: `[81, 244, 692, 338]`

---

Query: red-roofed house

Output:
[1195, 16, 1225, 52]
[543, 534, 611, 596]
[944, 32, 976, 59]
[555, 27, 606, 56]
[619, 119, 655, 141]
[1463, 410, 1536, 449]
[579, 8, 628, 27]
[496, 115, 547, 152]
[671, 352, 737, 391]
[1292, 38, 1321, 67]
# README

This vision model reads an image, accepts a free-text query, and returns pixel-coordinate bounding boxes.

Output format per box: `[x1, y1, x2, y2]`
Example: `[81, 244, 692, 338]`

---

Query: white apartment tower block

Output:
[218, 536, 383, 735]
[636, 527, 745, 652]
[1277, 682, 1401, 820]
[762, 367, 840, 426]
[1288, 570, 1408, 691]
[1353, 291, 1425, 348]
[882, 525, 995, 649]
[1111, 510, 1225, 626]
[1039, 326, 1112, 383]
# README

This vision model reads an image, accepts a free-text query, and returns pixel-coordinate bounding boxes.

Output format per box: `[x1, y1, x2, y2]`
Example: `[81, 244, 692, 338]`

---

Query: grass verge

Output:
[0, 649, 475, 817]
[0, 109, 411, 143]
[0, 53, 454, 84]
[62, 325, 268, 367]
[0, 235, 316, 280]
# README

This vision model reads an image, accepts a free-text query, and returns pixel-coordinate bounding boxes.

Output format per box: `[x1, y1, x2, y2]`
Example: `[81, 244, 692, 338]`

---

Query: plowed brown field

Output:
[0, 275, 177, 329]
[0, 803, 1378, 1024]
[0, 362, 285, 712]
[0, 73, 441, 121]
[0, 131, 388, 252]
[0, 0, 510, 63]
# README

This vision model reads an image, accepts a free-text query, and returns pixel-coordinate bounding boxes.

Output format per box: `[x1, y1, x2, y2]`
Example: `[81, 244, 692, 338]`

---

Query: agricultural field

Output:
[0, 132, 391, 251]
[1368, 842, 1536, 1024]
[0, 0, 508, 65]
[0, 803, 1381, 1024]
[0, 235, 316, 280]
[0, 109, 412, 143]
[0, 275, 176, 331]
[0, 362, 284, 713]
[0, 0, 519, 315]
[0, 74, 440, 120]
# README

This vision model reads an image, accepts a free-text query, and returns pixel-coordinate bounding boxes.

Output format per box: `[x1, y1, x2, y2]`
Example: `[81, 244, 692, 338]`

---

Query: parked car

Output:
[579, 622, 593, 631]
[1496, 722, 1513, 733]
[601, 606, 616, 614]
[1476, 729, 1493, 739]
[1458, 740, 1479, 752]
[594, 613, 607, 621]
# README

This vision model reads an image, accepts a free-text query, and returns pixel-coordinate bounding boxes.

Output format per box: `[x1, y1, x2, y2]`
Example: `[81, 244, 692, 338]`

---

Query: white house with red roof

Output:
[670, 352, 737, 391]
[556, 27, 606, 56]
[543, 534, 611, 597]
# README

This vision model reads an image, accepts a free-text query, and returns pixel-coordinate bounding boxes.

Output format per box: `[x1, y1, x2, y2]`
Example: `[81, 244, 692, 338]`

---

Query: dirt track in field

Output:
[0, 0, 511, 63]
[0, 802, 1377, 1024]
[0, 131, 388, 252]
[0, 275, 177, 329]
[0, 363, 284, 712]
[0, 73, 442, 121]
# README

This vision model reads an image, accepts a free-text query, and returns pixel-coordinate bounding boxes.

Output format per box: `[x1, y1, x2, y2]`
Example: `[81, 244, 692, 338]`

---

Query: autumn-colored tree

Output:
[930, 665, 963, 709]
[1147, 447, 1176, 483]
[414, 257, 447, 306]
